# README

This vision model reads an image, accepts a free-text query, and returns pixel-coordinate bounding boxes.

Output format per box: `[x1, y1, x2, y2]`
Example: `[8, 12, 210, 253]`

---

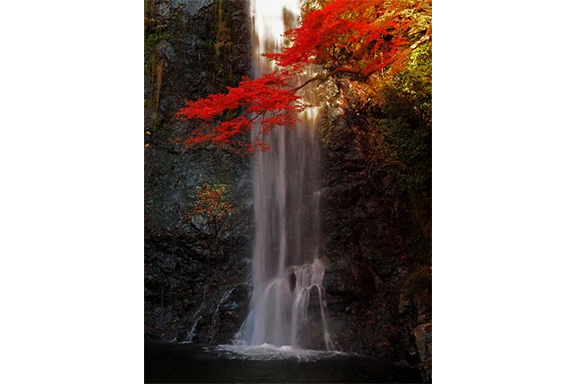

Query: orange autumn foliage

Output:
[186, 184, 236, 237]
[177, 0, 422, 152]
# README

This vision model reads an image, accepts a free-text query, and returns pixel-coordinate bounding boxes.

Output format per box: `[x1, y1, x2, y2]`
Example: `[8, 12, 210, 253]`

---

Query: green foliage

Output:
[353, 40, 431, 267]
[381, 44, 431, 267]
[145, 32, 170, 62]
[145, 32, 170, 49]
[362, 42, 430, 202]
[210, 0, 235, 86]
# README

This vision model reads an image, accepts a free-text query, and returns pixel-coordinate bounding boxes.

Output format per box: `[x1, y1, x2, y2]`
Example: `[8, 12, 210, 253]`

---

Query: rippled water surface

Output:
[145, 342, 420, 383]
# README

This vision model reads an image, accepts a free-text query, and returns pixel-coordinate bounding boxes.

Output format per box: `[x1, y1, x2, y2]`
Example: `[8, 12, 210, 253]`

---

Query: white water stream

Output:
[234, 0, 333, 351]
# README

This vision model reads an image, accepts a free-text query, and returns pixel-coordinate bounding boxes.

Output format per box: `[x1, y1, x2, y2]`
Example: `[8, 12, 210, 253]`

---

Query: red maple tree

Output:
[177, 0, 421, 152]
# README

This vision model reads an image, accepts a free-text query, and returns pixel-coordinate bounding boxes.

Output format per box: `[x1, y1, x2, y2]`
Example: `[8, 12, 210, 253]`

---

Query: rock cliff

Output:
[144, 0, 253, 344]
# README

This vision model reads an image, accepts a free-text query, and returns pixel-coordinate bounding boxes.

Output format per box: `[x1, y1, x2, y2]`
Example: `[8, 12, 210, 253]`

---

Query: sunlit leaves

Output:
[177, 0, 430, 152]
[266, 0, 410, 77]
[176, 71, 305, 151]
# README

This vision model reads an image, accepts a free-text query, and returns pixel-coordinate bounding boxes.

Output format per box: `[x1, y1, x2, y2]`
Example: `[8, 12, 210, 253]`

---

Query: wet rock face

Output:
[144, 238, 252, 343]
[412, 323, 432, 381]
[144, 0, 253, 344]
[319, 111, 431, 380]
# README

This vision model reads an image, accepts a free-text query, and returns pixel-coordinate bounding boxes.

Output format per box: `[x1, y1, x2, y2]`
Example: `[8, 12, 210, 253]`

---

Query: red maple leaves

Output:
[177, 0, 414, 152]
[176, 71, 305, 151]
[265, 0, 408, 76]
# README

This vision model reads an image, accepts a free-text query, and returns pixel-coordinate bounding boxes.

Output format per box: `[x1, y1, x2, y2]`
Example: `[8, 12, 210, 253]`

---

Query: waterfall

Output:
[236, 0, 332, 350]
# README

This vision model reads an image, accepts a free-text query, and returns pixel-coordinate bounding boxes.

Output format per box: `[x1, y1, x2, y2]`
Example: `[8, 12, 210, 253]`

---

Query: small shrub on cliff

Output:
[187, 183, 236, 239]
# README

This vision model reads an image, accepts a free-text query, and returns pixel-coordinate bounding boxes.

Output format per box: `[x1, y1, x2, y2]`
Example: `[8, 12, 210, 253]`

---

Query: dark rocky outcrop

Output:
[144, 0, 253, 344]
[319, 106, 431, 381]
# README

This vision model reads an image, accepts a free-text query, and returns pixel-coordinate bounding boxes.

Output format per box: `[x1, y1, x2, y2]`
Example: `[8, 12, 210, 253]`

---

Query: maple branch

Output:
[291, 67, 365, 94]
[175, 0, 425, 152]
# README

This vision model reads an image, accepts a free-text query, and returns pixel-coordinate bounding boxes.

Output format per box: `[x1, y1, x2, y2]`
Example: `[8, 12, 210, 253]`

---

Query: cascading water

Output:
[235, 0, 333, 351]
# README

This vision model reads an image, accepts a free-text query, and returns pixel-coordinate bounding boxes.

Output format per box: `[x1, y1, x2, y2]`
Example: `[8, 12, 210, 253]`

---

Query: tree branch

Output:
[291, 67, 365, 94]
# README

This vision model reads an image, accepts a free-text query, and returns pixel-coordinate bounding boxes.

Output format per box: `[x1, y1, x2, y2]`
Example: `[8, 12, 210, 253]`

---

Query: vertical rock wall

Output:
[144, 0, 253, 344]
[320, 107, 431, 381]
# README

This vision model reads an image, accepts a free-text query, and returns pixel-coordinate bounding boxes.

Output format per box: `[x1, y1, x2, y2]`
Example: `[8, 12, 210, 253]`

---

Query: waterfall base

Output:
[237, 259, 334, 351]
[211, 343, 344, 361]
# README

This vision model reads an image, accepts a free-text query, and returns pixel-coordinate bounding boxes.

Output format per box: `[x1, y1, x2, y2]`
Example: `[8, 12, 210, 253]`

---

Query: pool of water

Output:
[144, 341, 421, 383]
